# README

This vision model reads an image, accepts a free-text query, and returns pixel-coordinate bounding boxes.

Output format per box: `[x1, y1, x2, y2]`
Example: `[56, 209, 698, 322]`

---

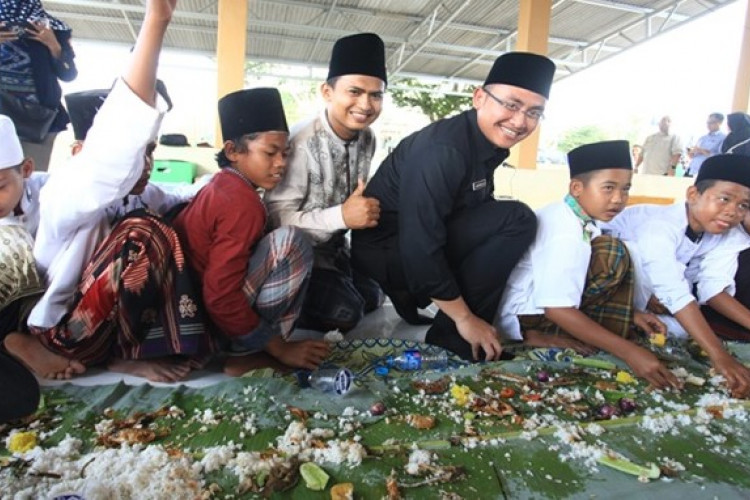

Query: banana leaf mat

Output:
[2, 338, 750, 499]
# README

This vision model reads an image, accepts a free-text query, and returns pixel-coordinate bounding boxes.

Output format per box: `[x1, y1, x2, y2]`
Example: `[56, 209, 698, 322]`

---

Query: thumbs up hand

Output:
[342, 179, 380, 229]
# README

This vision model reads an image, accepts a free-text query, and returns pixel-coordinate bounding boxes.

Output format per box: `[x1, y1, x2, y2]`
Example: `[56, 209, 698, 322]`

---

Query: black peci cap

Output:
[218, 88, 289, 142]
[327, 33, 387, 85]
[567, 140, 632, 177]
[695, 154, 750, 189]
[64, 90, 109, 141]
[483, 52, 556, 99]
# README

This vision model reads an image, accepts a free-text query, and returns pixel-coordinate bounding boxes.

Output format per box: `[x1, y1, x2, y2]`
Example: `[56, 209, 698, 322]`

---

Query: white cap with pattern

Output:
[0, 115, 23, 169]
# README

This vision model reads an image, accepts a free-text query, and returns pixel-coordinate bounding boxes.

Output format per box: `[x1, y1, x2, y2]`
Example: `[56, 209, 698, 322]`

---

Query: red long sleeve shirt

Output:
[174, 170, 266, 337]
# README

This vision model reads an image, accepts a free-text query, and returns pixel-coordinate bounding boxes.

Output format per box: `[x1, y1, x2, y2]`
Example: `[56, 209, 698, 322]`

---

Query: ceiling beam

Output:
[391, 2, 474, 76]
[556, 0, 709, 79]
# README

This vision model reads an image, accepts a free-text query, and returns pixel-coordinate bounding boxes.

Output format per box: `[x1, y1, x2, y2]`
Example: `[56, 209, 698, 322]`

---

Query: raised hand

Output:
[342, 179, 380, 229]
[147, 0, 178, 22]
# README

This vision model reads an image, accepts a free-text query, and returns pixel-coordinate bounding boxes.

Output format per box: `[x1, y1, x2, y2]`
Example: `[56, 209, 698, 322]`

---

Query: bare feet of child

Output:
[265, 336, 331, 370]
[107, 358, 193, 383]
[4, 332, 86, 379]
[523, 329, 598, 356]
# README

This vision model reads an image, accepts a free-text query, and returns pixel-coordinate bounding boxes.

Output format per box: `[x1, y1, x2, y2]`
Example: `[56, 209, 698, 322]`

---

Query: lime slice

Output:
[300, 462, 329, 491]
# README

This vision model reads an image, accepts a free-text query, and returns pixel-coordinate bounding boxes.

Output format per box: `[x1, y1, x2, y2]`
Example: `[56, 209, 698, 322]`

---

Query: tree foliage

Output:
[389, 79, 472, 122]
[557, 125, 609, 153]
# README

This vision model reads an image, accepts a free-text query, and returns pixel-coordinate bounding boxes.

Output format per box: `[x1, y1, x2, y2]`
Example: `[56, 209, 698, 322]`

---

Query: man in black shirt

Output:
[351, 52, 555, 361]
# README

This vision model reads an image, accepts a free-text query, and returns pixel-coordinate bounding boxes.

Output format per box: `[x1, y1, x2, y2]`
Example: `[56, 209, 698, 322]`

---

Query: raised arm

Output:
[124, 0, 176, 106]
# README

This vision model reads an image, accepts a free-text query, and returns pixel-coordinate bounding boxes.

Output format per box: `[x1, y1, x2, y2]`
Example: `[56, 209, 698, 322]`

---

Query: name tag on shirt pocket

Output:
[472, 179, 487, 191]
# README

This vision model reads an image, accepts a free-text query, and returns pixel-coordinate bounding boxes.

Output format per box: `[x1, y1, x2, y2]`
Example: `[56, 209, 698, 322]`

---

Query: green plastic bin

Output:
[151, 159, 196, 184]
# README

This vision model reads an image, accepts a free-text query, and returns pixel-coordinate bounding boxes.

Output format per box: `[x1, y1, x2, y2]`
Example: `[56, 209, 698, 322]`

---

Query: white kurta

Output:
[603, 203, 729, 317]
[264, 110, 376, 246]
[693, 225, 750, 302]
[0, 172, 48, 236]
[29, 79, 195, 330]
[498, 201, 599, 341]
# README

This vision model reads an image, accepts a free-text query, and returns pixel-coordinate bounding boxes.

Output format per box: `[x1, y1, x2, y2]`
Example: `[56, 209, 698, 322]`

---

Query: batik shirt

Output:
[264, 111, 375, 268]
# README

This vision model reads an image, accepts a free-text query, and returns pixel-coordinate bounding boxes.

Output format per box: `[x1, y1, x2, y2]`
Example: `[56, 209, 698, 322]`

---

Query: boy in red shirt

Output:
[174, 88, 329, 374]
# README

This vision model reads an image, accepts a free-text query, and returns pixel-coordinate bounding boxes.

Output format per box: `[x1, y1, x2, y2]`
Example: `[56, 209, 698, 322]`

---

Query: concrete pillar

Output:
[508, 0, 552, 169]
[215, 0, 248, 145]
[732, 0, 750, 113]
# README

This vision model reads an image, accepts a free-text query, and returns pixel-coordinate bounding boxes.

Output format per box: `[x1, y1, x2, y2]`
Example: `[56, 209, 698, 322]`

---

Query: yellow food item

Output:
[8, 431, 37, 453]
[330, 482, 354, 500]
[615, 371, 635, 384]
[649, 333, 666, 347]
[450, 384, 472, 407]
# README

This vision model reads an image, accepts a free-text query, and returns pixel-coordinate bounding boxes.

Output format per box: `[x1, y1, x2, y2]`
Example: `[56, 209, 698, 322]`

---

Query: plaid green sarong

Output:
[519, 235, 634, 338]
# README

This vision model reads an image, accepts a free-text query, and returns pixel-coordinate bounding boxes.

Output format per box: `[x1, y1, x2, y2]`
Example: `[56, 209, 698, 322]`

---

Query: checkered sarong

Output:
[519, 235, 634, 338]
[230, 226, 313, 352]
[32, 210, 214, 366]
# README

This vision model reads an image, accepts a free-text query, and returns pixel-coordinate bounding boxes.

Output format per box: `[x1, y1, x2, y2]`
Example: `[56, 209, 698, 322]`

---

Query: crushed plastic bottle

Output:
[386, 349, 449, 370]
[307, 367, 354, 395]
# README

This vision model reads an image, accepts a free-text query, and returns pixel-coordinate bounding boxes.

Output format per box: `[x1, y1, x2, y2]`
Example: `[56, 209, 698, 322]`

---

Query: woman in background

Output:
[0, 0, 77, 171]
[721, 112, 750, 156]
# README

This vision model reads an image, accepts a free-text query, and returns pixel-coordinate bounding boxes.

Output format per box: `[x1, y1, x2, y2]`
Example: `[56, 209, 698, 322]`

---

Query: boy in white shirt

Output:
[0, 117, 48, 422]
[0, 115, 47, 335]
[700, 208, 750, 341]
[499, 140, 680, 389]
[606, 154, 750, 397]
[4, 0, 213, 383]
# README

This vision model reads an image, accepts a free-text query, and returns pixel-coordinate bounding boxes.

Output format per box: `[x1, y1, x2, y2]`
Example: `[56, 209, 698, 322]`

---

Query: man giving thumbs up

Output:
[264, 33, 388, 333]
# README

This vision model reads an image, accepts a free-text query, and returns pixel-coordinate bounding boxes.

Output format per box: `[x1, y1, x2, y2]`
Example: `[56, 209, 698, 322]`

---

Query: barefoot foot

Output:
[4, 332, 86, 379]
[107, 357, 192, 383]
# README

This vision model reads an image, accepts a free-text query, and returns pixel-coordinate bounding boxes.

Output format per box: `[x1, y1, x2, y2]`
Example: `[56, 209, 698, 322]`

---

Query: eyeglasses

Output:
[481, 86, 545, 121]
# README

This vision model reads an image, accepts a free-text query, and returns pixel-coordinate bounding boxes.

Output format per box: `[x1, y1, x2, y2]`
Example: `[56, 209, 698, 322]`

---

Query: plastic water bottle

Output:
[386, 349, 449, 370]
[307, 367, 354, 395]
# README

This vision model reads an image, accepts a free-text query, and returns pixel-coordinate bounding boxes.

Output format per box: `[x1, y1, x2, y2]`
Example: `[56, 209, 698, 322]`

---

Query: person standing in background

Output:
[635, 115, 682, 176]
[631, 144, 643, 167]
[685, 113, 725, 178]
[0, 0, 77, 172]
[722, 112, 750, 156]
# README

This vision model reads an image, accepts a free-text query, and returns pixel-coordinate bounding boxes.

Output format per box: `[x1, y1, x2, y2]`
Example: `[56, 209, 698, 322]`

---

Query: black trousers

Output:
[702, 247, 750, 341]
[0, 352, 40, 423]
[352, 200, 537, 360]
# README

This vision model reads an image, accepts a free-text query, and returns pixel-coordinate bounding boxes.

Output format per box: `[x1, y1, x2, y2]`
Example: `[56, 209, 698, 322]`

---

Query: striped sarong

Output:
[519, 235, 634, 338]
[32, 209, 214, 366]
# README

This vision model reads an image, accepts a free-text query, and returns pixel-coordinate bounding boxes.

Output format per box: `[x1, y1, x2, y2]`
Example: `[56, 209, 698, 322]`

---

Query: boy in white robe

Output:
[499, 141, 679, 388]
[606, 154, 750, 397]
[3, 0, 213, 384]
[0, 115, 47, 333]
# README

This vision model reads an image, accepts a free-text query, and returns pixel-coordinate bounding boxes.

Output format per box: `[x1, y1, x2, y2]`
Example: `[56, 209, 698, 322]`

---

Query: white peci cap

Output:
[0, 115, 24, 169]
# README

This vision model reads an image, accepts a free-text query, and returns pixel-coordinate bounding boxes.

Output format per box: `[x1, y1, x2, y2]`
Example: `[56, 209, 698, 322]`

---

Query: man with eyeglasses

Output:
[685, 113, 726, 178]
[351, 52, 555, 362]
